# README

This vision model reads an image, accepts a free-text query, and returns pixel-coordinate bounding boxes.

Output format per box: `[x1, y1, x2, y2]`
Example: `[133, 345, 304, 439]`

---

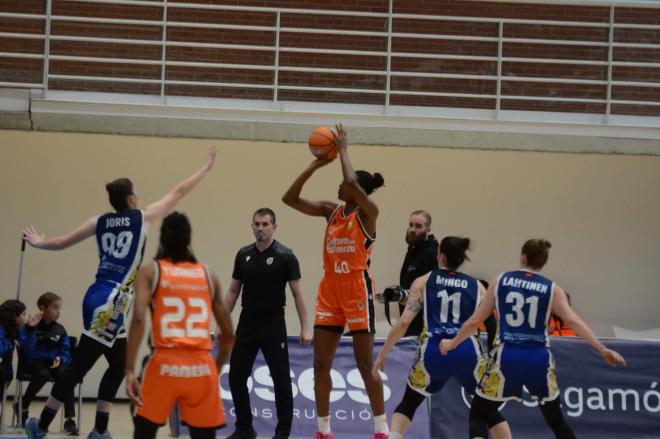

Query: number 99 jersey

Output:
[495, 270, 554, 348]
[95, 209, 147, 286]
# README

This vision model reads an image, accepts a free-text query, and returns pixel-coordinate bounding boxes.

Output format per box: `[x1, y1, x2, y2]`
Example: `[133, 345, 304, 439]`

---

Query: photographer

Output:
[381, 211, 438, 337]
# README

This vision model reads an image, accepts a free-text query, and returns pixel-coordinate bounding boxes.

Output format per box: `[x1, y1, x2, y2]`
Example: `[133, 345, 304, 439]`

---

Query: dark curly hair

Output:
[155, 212, 197, 263]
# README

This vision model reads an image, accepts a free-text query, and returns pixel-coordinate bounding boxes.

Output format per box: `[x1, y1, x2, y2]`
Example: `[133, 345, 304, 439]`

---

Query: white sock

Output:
[318, 416, 331, 434]
[389, 432, 403, 439]
[374, 414, 389, 434]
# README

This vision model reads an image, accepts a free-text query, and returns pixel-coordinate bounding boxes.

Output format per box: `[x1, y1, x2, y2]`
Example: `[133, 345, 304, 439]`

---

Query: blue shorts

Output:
[407, 334, 486, 397]
[477, 344, 559, 403]
[81, 280, 133, 347]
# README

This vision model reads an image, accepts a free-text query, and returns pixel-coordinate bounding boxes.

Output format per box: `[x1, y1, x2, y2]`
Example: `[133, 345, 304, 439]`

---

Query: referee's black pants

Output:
[229, 313, 292, 437]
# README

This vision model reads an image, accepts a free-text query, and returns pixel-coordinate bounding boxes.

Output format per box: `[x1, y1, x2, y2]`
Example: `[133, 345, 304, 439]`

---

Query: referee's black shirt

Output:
[232, 240, 301, 320]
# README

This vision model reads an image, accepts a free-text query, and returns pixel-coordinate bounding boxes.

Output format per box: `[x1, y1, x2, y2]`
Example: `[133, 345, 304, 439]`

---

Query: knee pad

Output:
[469, 396, 504, 438]
[394, 386, 426, 420]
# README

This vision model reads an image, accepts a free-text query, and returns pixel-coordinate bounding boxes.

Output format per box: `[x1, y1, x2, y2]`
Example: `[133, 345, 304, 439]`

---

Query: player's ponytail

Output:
[440, 236, 471, 271]
[356, 170, 385, 195]
[156, 211, 197, 263]
[105, 178, 134, 212]
[521, 238, 552, 270]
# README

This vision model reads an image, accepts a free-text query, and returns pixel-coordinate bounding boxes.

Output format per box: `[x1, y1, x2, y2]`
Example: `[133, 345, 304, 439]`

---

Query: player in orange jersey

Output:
[282, 124, 387, 439]
[125, 212, 235, 439]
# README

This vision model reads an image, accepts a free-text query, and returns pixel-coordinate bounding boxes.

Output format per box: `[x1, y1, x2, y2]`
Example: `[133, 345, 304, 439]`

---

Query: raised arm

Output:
[372, 274, 428, 382]
[23, 216, 98, 251]
[143, 147, 217, 223]
[289, 279, 312, 345]
[334, 124, 378, 232]
[125, 262, 154, 407]
[551, 285, 625, 367]
[282, 158, 338, 220]
[210, 271, 235, 370]
[440, 276, 499, 355]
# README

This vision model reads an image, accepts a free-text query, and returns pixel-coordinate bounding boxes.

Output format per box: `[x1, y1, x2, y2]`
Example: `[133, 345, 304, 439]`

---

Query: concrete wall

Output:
[1, 129, 659, 396]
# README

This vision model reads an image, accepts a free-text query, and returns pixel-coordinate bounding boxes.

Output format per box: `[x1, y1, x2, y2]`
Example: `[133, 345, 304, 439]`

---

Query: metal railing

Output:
[1, 0, 659, 121]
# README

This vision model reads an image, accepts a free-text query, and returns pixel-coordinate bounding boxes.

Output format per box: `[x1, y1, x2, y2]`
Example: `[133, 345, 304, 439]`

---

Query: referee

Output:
[225, 208, 312, 439]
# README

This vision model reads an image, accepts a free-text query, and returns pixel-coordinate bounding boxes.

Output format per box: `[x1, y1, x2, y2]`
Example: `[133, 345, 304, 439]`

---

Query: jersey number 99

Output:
[101, 231, 133, 259]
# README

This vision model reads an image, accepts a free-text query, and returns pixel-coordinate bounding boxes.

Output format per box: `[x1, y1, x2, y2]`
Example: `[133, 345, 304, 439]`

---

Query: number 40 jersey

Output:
[95, 209, 147, 286]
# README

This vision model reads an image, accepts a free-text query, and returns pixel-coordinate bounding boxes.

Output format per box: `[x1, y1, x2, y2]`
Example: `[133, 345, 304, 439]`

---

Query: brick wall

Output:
[1, 0, 659, 116]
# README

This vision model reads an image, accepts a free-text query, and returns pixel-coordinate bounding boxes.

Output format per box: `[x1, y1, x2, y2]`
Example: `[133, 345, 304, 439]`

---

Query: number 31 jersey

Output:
[425, 269, 480, 339]
[95, 209, 146, 286]
[151, 259, 213, 351]
[495, 270, 554, 348]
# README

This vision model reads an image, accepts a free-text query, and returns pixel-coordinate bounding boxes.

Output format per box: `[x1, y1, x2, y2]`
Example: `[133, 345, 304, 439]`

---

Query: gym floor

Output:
[0, 400, 261, 439]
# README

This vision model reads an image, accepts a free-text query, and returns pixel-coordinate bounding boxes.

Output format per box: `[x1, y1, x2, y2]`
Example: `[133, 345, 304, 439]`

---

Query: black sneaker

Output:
[227, 427, 257, 439]
[64, 418, 80, 436]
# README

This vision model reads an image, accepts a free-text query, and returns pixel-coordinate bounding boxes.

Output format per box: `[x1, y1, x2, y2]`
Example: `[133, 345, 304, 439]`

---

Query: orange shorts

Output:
[314, 271, 375, 333]
[136, 349, 225, 428]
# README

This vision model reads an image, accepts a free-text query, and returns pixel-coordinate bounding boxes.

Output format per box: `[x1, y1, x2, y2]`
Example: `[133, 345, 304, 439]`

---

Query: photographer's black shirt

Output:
[398, 234, 439, 336]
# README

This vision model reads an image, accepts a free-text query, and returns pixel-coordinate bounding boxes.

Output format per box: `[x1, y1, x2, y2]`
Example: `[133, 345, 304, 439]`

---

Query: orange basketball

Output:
[308, 126, 337, 160]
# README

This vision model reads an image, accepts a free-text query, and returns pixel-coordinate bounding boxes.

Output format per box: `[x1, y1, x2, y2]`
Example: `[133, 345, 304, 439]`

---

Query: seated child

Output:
[18, 292, 78, 435]
[1, 300, 29, 403]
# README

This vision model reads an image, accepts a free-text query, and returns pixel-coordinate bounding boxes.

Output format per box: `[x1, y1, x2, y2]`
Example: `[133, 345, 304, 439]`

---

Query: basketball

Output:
[308, 126, 338, 160]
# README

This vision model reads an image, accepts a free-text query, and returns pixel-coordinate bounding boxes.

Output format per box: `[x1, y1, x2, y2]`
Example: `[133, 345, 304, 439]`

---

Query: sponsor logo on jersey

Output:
[266, 257, 274, 265]
[160, 363, 212, 378]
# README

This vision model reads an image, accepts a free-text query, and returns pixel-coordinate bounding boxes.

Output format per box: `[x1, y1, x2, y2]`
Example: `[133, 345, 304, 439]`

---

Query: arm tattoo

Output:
[405, 295, 423, 313]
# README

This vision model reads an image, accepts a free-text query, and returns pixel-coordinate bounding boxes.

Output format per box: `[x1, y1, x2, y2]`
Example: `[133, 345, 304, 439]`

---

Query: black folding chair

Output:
[12, 336, 83, 431]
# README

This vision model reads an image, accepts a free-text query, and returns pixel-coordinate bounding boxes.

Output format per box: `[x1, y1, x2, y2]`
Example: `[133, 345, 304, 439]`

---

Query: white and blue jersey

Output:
[477, 269, 559, 402]
[407, 269, 486, 396]
[425, 269, 481, 338]
[82, 209, 146, 347]
[495, 270, 554, 348]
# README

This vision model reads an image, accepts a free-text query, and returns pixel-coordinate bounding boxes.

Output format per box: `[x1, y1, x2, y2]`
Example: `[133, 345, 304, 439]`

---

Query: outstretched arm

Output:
[125, 263, 154, 407]
[334, 124, 378, 233]
[440, 277, 498, 355]
[23, 216, 98, 251]
[551, 285, 626, 367]
[372, 274, 428, 382]
[210, 272, 235, 370]
[143, 147, 217, 223]
[282, 158, 337, 220]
